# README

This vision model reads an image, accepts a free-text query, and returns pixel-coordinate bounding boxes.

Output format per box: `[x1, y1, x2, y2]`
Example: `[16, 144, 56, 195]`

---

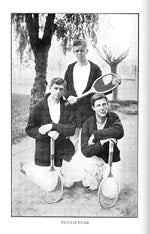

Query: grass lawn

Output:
[12, 94, 30, 144]
[11, 93, 138, 144]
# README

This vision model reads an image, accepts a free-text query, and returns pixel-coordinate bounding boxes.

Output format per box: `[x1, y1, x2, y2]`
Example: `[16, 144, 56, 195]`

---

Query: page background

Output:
[0, 0, 149, 233]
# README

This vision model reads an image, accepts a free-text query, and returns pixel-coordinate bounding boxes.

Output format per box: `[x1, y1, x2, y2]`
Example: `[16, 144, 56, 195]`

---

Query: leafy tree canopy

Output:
[12, 13, 99, 64]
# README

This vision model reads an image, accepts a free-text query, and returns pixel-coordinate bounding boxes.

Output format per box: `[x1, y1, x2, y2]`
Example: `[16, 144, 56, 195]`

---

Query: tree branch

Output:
[32, 14, 39, 37]
[93, 44, 129, 67]
[25, 14, 39, 48]
[93, 44, 111, 65]
[103, 46, 114, 64]
[43, 14, 56, 45]
[115, 49, 129, 64]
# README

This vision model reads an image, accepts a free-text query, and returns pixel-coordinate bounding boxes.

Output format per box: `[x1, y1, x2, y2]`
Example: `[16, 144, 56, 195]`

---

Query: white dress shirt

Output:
[73, 61, 90, 97]
[48, 96, 60, 123]
[48, 96, 60, 139]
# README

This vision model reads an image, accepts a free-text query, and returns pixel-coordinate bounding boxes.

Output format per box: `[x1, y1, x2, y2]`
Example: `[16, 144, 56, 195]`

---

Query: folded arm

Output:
[25, 106, 49, 141]
[93, 113, 124, 141]
[81, 121, 103, 157]
[26, 103, 76, 140]
[81, 112, 124, 158]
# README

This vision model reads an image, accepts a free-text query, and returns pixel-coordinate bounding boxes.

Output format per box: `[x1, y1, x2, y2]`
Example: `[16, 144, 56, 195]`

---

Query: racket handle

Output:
[50, 138, 55, 156]
[108, 140, 114, 166]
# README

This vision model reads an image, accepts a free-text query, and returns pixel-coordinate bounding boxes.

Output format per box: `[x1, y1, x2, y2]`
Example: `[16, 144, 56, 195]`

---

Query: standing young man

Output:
[64, 39, 102, 132]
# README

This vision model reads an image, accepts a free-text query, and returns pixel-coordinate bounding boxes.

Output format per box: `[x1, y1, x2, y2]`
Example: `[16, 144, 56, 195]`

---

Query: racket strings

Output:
[94, 82, 113, 92]
[93, 74, 116, 92]
[98, 176, 119, 208]
[41, 175, 63, 204]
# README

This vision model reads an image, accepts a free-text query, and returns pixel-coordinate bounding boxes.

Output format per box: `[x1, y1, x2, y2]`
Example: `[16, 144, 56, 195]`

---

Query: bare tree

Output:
[93, 44, 129, 100]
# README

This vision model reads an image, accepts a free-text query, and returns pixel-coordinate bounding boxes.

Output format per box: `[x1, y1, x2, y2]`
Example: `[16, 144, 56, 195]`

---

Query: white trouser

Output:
[62, 128, 105, 190]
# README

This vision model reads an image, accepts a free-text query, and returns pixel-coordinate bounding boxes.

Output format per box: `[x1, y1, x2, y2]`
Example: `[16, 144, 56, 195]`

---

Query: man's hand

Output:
[100, 139, 109, 145]
[67, 96, 78, 104]
[39, 124, 52, 135]
[88, 134, 95, 146]
[48, 131, 59, 140]
[100, 138, 117, 145]
[113, 76, 121, 85]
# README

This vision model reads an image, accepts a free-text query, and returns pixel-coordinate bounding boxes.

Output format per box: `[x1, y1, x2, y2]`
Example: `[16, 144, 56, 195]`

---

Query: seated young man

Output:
[22, 78, 76, 188]
[81, 93, 124, 190]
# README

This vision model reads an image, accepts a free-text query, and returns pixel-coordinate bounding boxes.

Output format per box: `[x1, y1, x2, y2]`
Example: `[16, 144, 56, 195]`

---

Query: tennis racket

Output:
[98, 139, 120, 209]
[78, 73, 120, 99]
[65, 73, 120, 106]
[40, 138, 63, 204]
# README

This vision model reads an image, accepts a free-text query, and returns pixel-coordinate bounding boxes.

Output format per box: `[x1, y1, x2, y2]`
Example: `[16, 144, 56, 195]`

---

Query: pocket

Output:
[55, 138, 75, 162]
[35, 141, 50, 163]
[101, 142, 121, 163]
[113, 144, 120, 162]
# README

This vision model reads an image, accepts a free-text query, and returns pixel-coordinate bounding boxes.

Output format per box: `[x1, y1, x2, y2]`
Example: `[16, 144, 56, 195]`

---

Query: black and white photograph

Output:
[11, 13, 139, 217]
[0, 0, 149, 233]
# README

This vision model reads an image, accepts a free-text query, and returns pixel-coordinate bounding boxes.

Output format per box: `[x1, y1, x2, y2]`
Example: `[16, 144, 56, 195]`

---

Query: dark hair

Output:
[73, 39, 87, 48]
[90, 93, 108, 106]
[49, 78, 67, 89]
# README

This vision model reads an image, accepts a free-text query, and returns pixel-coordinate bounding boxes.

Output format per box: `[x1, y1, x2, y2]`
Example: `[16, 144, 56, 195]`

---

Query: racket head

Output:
[40, 172, 63, 204]
[98, 174, 119, 209]
[92, 73, 120, 94]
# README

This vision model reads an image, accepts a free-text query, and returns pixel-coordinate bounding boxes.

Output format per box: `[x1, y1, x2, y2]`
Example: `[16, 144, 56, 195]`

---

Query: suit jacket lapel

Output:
[59, 98, 65, 123]
[70, 62, 77, 96]
[90, 114, 97, 134]
[82, 61, 94, 94]
[42, 94, 52, 123]
[103, 113, 110, 129]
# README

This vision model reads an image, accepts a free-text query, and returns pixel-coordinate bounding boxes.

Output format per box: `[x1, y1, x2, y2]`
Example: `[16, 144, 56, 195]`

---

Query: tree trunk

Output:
[30, 44, 49, 112]
[25, 14, 56, 112]
[110, 64, 118, 101]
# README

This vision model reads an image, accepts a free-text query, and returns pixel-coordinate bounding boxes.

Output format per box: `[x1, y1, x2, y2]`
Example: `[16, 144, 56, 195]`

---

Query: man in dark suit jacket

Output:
[80, 93, 124, 190]
[81, 93, 124, 162]
[64, 39, 103, 156]
[25, 78, 76, 167]
[64, 39, 121, 128]
[64, 39, 102, 128]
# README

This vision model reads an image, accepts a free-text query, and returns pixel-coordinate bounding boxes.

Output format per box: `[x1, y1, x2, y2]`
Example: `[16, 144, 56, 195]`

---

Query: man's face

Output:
[92, 98, 109, 118]
[50, 83, 65, 101]
[73, 45, 88, 62]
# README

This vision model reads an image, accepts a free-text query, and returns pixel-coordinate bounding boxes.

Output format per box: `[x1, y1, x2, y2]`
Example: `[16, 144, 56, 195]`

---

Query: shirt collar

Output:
[48, 94, 66, 103]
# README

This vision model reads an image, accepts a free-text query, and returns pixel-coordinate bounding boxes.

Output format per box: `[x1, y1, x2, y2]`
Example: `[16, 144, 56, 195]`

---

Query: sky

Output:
[96, 14, 138, 58]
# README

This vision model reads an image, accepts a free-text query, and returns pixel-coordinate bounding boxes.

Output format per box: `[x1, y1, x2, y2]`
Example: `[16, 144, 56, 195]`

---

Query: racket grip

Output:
[108, 140, 114, 166]
[109, 153, 113, 167]
[50, 138, 55, 155]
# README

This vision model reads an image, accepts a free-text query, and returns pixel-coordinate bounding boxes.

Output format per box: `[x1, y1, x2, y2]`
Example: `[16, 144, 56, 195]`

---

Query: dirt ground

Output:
[12, 112, 138, 217]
